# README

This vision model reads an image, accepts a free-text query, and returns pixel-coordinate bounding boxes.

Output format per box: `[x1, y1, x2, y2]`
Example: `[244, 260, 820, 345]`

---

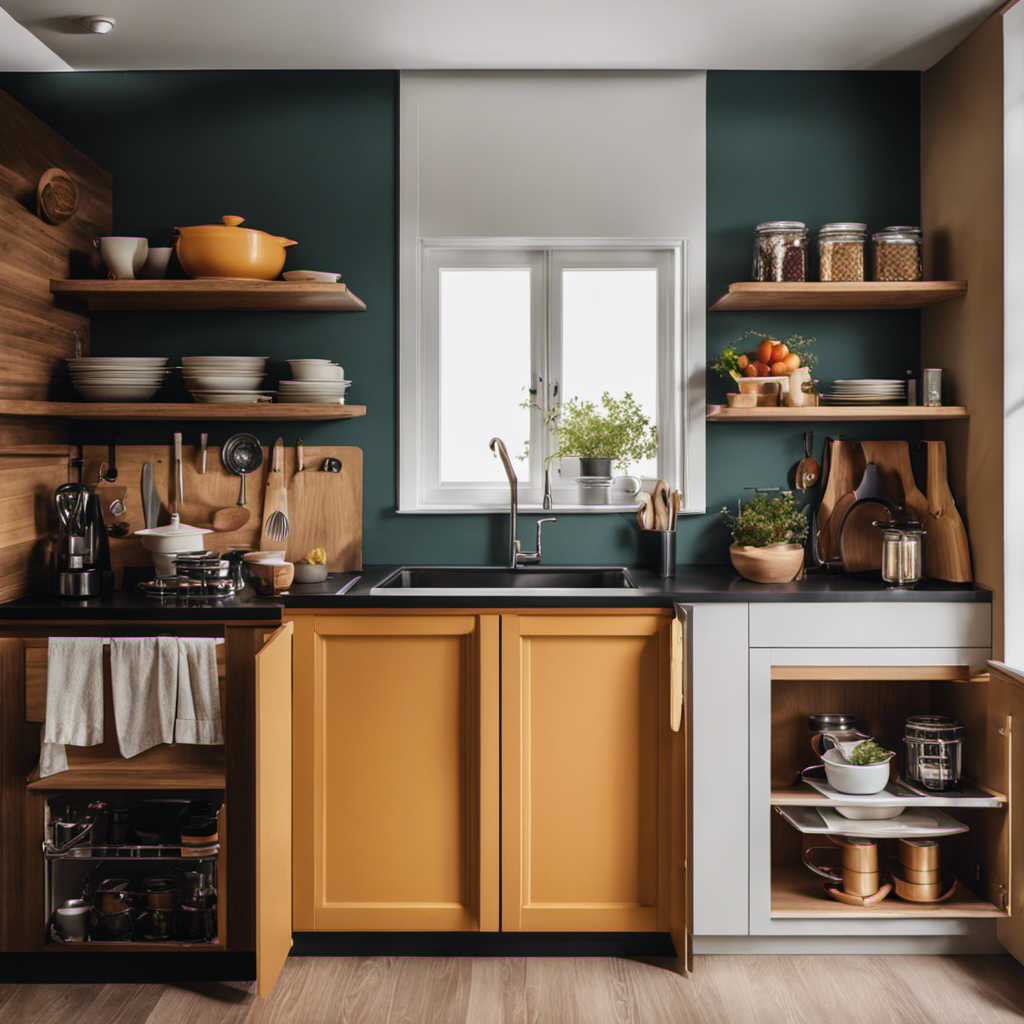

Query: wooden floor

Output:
[1, 955, 1023, 1023]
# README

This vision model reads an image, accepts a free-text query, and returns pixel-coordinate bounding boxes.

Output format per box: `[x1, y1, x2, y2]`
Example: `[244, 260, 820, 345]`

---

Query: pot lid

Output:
[135, 513, 213, 539]
[174, 215, 296, 247]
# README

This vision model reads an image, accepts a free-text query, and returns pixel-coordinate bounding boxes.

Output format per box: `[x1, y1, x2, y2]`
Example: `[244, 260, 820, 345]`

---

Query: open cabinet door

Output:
[990, 662, 1024, 964]
[669, 605, 692, 974]
[256, 622, 294, 998]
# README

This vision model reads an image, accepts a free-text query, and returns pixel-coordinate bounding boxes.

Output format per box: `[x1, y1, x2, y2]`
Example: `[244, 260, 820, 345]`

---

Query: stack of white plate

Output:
[181, 356, 273, 404]
[822, 379, 907, 405]
[68, 357, 170, 402]
[277, 379, 352, 404]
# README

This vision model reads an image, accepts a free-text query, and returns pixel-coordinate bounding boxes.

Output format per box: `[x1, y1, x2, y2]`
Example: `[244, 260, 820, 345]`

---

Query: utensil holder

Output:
[641, 530, 676, 578]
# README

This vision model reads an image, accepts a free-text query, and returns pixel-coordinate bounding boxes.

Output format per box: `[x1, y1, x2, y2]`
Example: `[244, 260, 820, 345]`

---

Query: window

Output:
[400, 239, 692, 511]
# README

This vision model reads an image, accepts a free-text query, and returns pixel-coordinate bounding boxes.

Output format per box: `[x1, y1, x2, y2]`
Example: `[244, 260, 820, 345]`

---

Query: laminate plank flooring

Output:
[2, 955, 1023, 1024]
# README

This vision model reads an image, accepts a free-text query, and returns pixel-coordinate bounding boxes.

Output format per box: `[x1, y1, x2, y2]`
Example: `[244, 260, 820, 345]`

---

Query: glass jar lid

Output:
[872, 231, 919, 243]
[873, 519, 924, 534]
[904, 715, 965, 741]
[819, 222, 867, 234]
[755, 221, 806, 233]
[879, 225, 921, 235]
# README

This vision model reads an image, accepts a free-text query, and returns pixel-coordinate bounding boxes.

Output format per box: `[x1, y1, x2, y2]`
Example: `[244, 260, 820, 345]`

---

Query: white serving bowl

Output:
[821, 748, 893, 795]
[282, 270, 341, 283]
[74, 383, 163, 401]
[288, 359, 345, 380]
[292, 561, 329, 583]
[181, 357, 267, 370]
[834, 804, 904, 820]
[182, 373, 265, 390]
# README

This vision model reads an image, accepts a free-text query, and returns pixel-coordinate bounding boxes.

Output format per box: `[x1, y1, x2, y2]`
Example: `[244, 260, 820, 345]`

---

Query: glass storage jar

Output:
[753, 221, 808, 282]
[872, 227, 922, 281]
[818, 222, 867, 281]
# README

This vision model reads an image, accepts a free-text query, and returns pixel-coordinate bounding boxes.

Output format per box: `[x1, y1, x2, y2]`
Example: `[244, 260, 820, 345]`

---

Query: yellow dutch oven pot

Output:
[172, 215, 297, 280]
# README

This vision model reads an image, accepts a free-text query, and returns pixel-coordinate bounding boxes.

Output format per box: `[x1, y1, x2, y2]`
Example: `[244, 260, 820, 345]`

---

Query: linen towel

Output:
[109, 637, 177, 759]
[39, 637, 105, 778]
[175, 638, 223, 744]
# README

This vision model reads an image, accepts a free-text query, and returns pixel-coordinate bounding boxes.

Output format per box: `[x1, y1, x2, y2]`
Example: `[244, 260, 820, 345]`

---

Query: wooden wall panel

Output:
[0, 89, 110, 400]
[922, 15, 1005, 655]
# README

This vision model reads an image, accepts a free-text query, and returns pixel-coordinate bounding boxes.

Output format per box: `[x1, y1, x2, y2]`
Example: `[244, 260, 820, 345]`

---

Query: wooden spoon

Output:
[652, 480, 671, 531]
[636, 492, 654, 530]
[206, 506, 251, 532]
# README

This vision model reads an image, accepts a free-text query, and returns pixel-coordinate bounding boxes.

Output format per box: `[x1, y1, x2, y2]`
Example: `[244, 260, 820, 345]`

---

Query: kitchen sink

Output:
[371, 566, 639, 596]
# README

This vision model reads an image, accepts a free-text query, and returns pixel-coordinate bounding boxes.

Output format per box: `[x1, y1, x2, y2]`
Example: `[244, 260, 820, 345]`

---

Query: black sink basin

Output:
[372, 566, 638, 593]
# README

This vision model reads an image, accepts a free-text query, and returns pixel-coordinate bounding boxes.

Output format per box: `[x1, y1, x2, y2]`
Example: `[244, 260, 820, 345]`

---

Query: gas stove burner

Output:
[137, 576, 235, 602]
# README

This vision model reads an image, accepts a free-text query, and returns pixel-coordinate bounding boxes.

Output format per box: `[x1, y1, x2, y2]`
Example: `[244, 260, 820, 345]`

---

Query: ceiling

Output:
[0, 0, 1007, 72]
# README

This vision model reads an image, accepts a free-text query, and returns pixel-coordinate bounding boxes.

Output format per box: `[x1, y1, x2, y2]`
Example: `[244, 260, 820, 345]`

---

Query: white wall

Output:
[1005, 4, 1024, 668]
[398, 71, 706, 510]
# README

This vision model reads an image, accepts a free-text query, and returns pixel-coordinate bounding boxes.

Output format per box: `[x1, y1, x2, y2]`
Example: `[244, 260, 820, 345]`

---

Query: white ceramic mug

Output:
[143, 246, 173, 279]
[611, 475, 642, 496]
[95, 236, 148, 280]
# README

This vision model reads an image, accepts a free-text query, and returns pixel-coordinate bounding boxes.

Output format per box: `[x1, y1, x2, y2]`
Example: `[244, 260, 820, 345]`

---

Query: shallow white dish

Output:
[69, 357, 168, 367]
[189, 391, 274, 404]
[182, 373, 265, 390]
[821, 748, 893, 795]
[278, 380, 351, 391]
[277, 395, 346, 404]
[74, 383, 163, 401]
[282, 270, 342, 283]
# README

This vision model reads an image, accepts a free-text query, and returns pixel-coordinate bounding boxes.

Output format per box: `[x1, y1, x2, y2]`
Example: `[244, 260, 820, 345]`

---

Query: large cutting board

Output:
[81, 444, 362, 578]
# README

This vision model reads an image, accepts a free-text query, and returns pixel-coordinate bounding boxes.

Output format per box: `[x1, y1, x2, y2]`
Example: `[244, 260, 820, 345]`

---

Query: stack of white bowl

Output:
[278, 359, 351, 404]
[68, 356, 170, 402]
[181, 356, 273, 404]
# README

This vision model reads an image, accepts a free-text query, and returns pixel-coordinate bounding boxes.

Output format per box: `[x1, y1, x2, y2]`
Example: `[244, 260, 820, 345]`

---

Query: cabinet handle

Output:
[670, 604, 687, 733]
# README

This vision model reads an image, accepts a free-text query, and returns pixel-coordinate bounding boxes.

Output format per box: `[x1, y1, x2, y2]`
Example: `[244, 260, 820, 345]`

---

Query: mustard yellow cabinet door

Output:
[304, 614, 500, 931]
[502, 613, 671, 932]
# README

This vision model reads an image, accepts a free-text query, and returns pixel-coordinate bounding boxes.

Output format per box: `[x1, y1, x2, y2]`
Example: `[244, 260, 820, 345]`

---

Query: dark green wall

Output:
[0, 69, 921, 566]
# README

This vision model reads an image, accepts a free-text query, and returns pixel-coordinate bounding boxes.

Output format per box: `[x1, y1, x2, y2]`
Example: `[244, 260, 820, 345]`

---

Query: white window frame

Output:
[399, 237, 698, 514]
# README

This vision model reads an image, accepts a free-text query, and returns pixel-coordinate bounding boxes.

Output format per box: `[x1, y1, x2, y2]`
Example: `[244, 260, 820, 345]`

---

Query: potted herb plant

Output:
[721, 491, 808, 583]
[551, 392, 657, 502]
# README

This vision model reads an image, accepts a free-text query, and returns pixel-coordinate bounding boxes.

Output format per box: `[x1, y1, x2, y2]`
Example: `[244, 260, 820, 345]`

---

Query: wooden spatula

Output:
[652, 480, 671, 531]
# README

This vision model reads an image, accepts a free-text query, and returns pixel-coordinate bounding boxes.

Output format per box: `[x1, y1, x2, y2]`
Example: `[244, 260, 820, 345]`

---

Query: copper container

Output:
[172, 215, 297, 280]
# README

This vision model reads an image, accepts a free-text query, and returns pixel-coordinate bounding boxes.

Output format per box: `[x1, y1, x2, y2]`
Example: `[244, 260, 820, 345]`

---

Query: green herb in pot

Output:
[721, 492, 808, 548]
[848, 740, 894, 765]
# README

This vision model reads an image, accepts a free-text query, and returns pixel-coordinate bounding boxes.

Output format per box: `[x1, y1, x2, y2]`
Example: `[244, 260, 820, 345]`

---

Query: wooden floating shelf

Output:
[769, 783, 1006, 808]
[771, 865, 1004, 919]
[27, 757, 225, 791]
[50, 279, 367, 312]
[709, 281, 968, 311]
[707, 405, 968, 422]
[0, 399, 366, 421]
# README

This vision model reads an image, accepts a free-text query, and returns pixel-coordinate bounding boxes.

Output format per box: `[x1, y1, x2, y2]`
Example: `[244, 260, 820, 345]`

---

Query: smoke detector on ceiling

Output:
[79, 16, 116, 35]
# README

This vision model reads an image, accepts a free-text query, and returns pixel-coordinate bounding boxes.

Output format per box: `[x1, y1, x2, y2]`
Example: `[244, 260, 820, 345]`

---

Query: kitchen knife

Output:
[141, 462, 158, 529]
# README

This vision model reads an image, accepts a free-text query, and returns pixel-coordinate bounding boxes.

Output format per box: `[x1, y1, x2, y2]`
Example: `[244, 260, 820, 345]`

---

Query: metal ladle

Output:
[220, 433, 264, 507]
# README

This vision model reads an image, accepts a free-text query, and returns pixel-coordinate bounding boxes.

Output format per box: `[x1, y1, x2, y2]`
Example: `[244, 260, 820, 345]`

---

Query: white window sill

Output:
[396, 504, 705, 515]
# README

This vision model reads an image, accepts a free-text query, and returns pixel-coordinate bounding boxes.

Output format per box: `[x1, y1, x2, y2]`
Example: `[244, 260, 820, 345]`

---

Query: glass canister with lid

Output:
[904, 715, 964, 791]
[818, 222, 867, 281]
[872, 226, 923, 282]
[753, 221, 808, 282]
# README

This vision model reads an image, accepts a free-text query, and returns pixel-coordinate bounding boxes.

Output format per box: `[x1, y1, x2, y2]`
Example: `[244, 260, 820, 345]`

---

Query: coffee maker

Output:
[51, 482, 112, 597]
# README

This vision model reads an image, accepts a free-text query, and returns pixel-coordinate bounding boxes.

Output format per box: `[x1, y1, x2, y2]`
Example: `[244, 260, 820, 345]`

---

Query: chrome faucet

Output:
[489, 437, 556, 568]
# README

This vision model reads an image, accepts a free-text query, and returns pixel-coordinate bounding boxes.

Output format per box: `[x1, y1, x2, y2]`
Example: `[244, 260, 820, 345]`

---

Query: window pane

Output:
[439, 268, 532, 483]
[561, 268, 659, 479]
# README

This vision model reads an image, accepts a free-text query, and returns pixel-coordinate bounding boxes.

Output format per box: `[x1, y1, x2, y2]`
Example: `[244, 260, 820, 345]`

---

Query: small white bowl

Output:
[821, 748, 893, 795]
[74, 383, 163, 401]
[288, 360, 345, 380]
[182, 373, 265, 390]
[283, 270, 341, 283]
[292, 561, 329, 583]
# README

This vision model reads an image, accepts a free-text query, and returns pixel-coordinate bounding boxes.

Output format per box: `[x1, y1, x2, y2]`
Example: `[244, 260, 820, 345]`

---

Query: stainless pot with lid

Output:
[904, 715, 964, 791]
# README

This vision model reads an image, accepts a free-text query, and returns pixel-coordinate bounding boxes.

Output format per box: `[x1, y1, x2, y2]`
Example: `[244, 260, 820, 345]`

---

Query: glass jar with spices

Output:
[872, 227, 922, 282]
[753, 221, 808, 282]
[818, 222, 866, 282]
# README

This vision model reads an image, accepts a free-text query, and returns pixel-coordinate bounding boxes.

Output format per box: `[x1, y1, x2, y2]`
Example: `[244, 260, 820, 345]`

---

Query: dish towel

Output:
[175, 638, 223, 744]
[109, 637, 177, 759]
[39, 637, 106, 778]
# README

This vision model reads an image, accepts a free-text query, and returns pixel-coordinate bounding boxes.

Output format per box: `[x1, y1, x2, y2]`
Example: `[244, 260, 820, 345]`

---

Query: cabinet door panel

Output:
[309, 615, 499, 931]
[502, 613, 669, 931]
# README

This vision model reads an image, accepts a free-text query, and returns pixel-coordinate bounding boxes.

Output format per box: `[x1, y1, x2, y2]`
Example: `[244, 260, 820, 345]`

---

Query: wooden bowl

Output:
[729, 543, 805, 583]
[727, 393, 757, 408]
[250, 560, 294, 594]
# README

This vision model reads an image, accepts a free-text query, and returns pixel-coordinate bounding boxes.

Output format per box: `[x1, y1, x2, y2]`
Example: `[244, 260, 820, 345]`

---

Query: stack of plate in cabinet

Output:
[181, 356, 273, 403]
[68, 356, 171, 402]
[821, 379, 907, 405]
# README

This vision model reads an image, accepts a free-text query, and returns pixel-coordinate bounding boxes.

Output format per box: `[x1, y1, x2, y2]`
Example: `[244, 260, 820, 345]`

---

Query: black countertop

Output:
[0, 566, 990, 622]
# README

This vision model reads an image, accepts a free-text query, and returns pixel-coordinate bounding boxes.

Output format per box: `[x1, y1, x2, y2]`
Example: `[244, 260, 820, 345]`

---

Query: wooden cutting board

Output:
[285, 447, 363, 571]
[922, 440, 972, 582]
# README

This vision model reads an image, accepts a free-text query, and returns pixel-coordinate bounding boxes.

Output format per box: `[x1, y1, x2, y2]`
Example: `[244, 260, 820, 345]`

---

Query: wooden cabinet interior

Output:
[768, 668, 1011, 920]
[0, 621, 295, 997]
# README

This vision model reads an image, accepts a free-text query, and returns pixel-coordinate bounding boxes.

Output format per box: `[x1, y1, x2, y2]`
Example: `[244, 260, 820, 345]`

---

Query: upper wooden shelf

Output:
[708, 281, 968, 311]
[0, 399, 366, 421]
[50, 279, 367, 312]
[27, 752, 225, 791]
[707, 405, 968, 422]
